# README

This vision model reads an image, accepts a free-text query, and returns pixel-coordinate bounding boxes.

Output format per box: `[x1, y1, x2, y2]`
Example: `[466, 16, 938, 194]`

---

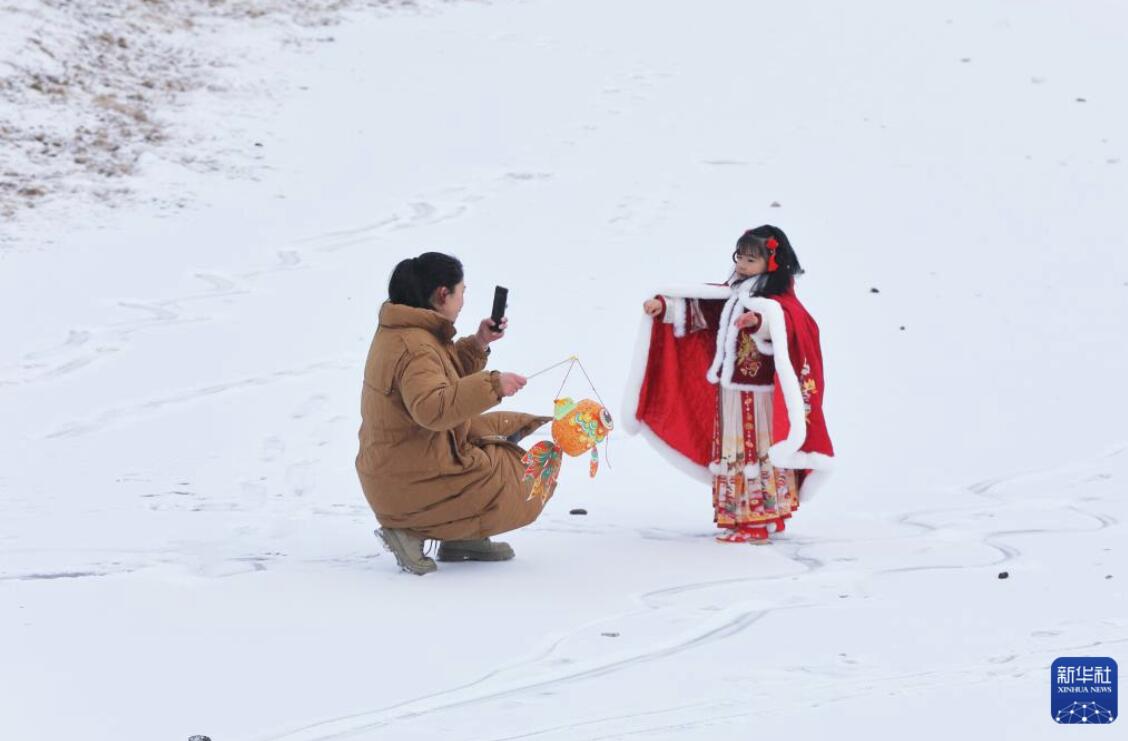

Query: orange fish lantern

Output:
[522, 397, 613, 503]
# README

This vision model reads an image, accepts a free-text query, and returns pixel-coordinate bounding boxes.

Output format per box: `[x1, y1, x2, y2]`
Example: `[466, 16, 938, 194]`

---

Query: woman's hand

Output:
[734, 311, 762, 331]
[497, 372, 527, 397]
[474, 317, 508, 350]
[643, 299, 663, 317]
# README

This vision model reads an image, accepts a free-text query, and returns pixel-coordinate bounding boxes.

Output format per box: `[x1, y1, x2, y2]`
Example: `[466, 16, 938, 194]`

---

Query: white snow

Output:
[1, 0, 1126, 739]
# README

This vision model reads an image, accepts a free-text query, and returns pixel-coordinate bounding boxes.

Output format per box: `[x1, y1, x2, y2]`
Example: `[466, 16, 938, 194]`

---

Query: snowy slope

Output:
[1, 1, 1126, 739]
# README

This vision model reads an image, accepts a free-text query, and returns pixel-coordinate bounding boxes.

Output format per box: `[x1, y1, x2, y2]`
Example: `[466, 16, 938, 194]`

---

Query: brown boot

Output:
[437, 537, 515, 562]
[376, 528, 437, 575]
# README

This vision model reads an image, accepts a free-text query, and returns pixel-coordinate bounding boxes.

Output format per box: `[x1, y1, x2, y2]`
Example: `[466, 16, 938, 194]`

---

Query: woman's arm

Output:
[399, 347, 500, 431]
[450, 336, 489, 376]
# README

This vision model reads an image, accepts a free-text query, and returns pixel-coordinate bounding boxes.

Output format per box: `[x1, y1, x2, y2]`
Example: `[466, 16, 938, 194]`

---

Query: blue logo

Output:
[1051, 657, 1117, 724]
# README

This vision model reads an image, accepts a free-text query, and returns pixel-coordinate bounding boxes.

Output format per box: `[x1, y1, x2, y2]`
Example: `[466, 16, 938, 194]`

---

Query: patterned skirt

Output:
[712, 388, 799, 528]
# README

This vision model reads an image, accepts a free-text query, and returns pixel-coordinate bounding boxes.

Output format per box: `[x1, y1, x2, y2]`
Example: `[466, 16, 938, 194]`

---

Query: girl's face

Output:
[733, 251, 768, 278]
[431, 281, 466, 322]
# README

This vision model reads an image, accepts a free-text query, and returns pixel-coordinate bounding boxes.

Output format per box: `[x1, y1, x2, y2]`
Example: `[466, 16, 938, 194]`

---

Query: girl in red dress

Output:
[624, 225, 834, 543]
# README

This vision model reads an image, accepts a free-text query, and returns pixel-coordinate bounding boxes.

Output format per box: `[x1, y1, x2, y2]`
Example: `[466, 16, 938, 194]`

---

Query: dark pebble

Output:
[1106, 575, 1113, 580]
[254, 142, 264, 147]
[601, 632, 620, 638]
[998, 571, 1009, 579]
[569, 508, 588, 515]
[899, 326, 906, 331]
[870, 287, 880, 294]
[189, 736, 213, 741]
[770, 201, 781, 208]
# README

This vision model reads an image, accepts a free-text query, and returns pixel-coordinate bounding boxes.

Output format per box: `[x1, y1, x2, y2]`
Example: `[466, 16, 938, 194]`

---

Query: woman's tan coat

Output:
[356, 302, 551, 540]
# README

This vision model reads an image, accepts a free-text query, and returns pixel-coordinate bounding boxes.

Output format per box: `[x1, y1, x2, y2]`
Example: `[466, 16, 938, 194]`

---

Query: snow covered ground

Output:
[1, 1, 1125, 739]
[0, 0, 419, 223]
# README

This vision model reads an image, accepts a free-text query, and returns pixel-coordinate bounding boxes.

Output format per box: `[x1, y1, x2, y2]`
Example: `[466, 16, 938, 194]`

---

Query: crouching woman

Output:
[356, 252, 552, 575]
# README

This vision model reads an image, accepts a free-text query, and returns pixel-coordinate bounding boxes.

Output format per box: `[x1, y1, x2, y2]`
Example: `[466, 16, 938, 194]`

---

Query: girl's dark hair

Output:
[388, 252, 464, 309]
[733, 224, 803, 296]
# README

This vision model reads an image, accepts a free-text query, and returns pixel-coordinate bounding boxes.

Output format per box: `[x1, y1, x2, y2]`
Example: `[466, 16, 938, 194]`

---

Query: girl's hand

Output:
[735, 311, 762, 331]
[475, 317, 508, 350]
[643, 299, 663, 317]
[497, 372, 527, 397]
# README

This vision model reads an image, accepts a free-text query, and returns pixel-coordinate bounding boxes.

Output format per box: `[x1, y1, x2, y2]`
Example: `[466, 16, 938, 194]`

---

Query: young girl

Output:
[623, 225, 834, 543]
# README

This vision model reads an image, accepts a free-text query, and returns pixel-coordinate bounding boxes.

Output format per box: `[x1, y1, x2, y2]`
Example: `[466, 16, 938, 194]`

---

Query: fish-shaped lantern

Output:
[522, 397, 613, 503]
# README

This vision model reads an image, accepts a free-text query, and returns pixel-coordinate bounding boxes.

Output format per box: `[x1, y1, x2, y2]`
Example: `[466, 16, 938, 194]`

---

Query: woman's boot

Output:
[376, 528, 437, 575]
[437, 538, 515, 562]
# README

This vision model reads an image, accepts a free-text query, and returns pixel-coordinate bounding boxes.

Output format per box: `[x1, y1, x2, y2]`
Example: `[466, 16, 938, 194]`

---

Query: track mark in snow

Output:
[44, 358, 351, 439]
[302, 197, 472, 252]
[298, 215, 401, 245]
[23, 329, 92, 360]
[1, 570, 107, 581]
[260, 609, 773, 741]
[194, 272, 240, 293]
[392, 201, 468, 231]
[505, 172, 553, 181]
[292, 394, 329, 420]
[117, 300, 180, 322]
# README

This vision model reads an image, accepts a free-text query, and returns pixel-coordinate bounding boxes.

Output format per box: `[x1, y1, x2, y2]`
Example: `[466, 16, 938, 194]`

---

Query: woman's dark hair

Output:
[387, 252, 464, 309]
[732, 224, 803, 296]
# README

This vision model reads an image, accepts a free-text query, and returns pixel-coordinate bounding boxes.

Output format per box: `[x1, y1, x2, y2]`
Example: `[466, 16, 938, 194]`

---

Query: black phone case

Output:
[491, 286, 509, 329]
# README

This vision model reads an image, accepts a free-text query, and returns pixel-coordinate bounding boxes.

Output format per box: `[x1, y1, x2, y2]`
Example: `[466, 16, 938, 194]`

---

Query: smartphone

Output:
[490, 286, 509, 332]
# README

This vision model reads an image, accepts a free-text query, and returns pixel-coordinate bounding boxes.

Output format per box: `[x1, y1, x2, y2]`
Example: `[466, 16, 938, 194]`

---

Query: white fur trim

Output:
[751, 317, 774, 355]
[772, 449, 834, 470]
[706, 293, 741, 383]
[709, 461, 765, 480]
[708, 281, 773, 390]
[655, 284, 734, 300]
[666, 297, 688, 338]
[621, 313, 655, 435]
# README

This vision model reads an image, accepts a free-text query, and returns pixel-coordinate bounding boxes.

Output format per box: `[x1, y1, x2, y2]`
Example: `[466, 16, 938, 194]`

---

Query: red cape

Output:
[623, 285, 833, 495]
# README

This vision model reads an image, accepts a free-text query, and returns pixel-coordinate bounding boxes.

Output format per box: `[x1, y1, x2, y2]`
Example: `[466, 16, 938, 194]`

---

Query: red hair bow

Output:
[765, 236, 780, 272]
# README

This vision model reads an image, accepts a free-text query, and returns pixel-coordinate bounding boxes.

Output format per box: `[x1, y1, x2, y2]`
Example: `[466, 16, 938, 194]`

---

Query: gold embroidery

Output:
[736, 333, 762, 377]
[799, 360, 817, 422]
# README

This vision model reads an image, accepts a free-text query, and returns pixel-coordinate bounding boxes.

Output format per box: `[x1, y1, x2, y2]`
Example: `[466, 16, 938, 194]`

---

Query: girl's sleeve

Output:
[739, 310, 774, 354]
[656, 296, 710, 336]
